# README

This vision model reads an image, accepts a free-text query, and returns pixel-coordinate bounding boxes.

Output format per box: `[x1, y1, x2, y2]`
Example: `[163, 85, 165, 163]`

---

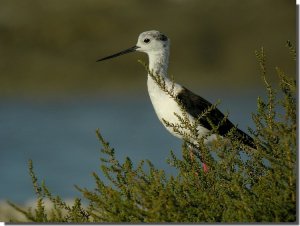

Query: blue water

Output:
[0, 92, 260, 204]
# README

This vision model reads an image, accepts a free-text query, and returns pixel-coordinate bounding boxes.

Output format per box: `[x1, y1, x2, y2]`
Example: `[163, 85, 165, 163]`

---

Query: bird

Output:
[97, 30, 256, 169]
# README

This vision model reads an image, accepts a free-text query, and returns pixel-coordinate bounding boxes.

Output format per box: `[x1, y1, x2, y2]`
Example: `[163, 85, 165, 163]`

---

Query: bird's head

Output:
[97, 30, 169, 62]
[136, 30, 169, 54]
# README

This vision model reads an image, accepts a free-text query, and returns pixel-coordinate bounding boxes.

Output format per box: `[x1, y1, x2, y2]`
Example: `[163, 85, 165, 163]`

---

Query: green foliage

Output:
[8, 46, 296, 222]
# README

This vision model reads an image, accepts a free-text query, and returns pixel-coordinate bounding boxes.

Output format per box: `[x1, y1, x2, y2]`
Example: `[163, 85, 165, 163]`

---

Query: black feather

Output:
[177, 87, 256, 149]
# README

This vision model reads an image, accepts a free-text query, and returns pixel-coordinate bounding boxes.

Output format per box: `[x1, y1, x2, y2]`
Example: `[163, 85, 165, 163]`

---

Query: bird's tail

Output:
[235, 128, 257, 150]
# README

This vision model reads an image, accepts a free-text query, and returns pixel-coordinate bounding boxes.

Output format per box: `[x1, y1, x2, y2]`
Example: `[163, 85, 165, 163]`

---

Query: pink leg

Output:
[203, 162, 208, 172]
[189, 149, 208, 173]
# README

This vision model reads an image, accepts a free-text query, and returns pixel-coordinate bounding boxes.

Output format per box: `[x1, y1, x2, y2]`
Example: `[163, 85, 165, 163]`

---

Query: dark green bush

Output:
[8, 45, 296, 223]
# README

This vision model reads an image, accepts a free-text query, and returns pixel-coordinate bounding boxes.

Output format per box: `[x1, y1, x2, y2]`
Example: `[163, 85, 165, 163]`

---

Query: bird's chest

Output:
[146, 76, 213, 142]
[147, 77, 186, 136]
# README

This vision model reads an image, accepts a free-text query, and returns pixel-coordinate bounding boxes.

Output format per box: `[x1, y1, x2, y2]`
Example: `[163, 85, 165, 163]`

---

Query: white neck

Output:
[147, 49, 169, 77]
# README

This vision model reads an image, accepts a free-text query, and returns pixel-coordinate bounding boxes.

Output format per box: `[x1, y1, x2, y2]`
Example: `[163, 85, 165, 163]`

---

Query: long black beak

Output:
[97, 46, 139, 62]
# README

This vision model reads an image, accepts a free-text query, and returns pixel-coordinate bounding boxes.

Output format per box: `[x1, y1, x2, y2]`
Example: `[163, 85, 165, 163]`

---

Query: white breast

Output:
[147, 75, 217, 143]
[147, 76, 190, 138]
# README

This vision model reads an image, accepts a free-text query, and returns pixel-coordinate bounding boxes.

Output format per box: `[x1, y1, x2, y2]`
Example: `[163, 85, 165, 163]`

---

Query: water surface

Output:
[0, 92, 259, 203]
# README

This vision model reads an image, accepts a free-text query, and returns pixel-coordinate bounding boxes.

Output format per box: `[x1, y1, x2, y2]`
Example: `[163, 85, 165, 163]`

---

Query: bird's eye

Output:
[144, 38, 150, 43]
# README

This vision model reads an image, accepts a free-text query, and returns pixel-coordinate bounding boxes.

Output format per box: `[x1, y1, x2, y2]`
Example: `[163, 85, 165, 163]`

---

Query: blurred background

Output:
[0, 0, 296, 210]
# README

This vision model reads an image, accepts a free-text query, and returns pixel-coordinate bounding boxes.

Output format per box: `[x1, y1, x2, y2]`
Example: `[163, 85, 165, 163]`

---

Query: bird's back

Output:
[177, 87, 256, 149]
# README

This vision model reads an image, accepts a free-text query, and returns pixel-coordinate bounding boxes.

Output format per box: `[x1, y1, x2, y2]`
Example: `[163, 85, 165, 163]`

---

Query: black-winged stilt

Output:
[97, 30, 256, 169]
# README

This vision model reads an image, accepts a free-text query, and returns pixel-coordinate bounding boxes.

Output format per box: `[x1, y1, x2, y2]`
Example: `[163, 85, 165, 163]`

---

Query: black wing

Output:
[177, 87, 255, 149]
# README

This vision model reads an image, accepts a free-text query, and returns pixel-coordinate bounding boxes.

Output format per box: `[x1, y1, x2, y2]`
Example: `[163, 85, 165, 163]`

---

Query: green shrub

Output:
[8, 45, 296, 222]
